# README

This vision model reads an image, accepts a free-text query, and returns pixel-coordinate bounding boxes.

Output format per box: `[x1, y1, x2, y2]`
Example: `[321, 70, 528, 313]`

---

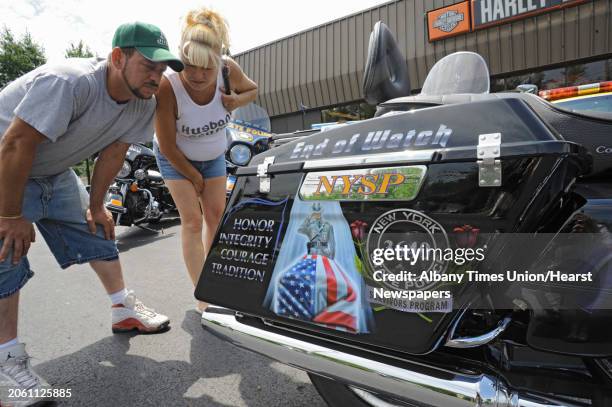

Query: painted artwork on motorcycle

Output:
[264, 200, 375, 334]
[197, 94, 605, 355]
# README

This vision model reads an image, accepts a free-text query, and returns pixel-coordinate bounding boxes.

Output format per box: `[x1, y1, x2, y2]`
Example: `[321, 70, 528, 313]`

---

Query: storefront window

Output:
[321, 102, 376, 123]
[503, 74, 532, 90]
[535, 68, 565, 90]
[492, 58, 612, 92]
[359, 103, 376, 119]
[314, 59, 612, 120]
[568, 60, 608, 86]
[490, 78, 506, 93]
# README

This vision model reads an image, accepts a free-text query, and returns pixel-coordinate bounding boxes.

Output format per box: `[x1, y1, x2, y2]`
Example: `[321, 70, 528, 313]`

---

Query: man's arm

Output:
[0, 118, 46, 264]
[88, 140, 130, 240]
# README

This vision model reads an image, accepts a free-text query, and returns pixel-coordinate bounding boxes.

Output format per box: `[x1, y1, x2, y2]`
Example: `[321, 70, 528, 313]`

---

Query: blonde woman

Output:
[154, 8, 257, 312]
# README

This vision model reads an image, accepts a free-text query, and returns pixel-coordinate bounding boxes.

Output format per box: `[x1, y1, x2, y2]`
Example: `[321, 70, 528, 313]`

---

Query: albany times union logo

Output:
[433, 10, 465, 33]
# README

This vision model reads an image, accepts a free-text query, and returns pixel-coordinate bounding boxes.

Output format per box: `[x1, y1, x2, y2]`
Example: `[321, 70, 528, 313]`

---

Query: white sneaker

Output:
[0, 343, 50, 406]
[111, 291, 170, 334]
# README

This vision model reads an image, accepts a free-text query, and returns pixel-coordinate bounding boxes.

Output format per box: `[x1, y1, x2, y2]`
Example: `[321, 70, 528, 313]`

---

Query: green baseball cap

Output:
[112, 22, 184, 72]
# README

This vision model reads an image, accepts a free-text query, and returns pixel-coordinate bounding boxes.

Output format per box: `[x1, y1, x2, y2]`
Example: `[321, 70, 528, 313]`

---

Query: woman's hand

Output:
[190, 173, 205, 195]
[219, 58, 258, 112]
[220, 88, 240, 112]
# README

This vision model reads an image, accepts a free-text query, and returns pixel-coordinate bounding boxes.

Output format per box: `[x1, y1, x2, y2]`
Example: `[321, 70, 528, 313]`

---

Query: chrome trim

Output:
[350, 387, 405, 407]
[302, 150, 435, 170]
[202, 308, 581, 407]
[257, 156, 275, 193]
[445, 316, 512, 349]
[131, 188, 158, 224]
[477, 133, 502, 187]
[106, 205, 127, 214]
[116, 183, 129, 225]
[134, 169, 146, 181]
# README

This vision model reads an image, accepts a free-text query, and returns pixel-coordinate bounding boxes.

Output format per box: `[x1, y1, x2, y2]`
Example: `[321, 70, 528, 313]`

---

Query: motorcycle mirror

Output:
[362, 21, 411, 105]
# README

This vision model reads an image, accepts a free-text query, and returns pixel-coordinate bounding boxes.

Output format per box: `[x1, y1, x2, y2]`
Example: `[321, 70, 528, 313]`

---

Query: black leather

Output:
[362, 22, 411, 105]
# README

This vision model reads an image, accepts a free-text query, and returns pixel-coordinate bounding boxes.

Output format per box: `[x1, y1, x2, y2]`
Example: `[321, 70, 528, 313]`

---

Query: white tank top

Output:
[163, 68, 230, 161]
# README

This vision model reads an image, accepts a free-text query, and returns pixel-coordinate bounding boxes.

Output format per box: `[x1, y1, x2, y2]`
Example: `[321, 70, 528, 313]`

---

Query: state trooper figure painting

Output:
[299, 203, 335, 258]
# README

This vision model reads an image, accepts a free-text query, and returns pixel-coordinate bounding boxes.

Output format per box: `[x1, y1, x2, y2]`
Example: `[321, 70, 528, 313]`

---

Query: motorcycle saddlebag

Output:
[196, 98, 590, 355]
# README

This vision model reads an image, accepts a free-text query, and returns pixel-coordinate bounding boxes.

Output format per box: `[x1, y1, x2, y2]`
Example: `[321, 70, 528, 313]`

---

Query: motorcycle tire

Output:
[308, 373, 386, 407]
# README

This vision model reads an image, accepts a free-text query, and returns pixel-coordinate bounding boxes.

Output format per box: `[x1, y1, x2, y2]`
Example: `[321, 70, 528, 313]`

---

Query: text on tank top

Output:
[166, 68, 230, 161]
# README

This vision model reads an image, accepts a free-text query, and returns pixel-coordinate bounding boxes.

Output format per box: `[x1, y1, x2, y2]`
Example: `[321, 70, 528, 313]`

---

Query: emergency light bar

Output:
[539, 81, 612, 101]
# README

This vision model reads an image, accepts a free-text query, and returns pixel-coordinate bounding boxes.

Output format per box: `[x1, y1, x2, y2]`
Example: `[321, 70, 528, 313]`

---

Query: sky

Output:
[1, 0, 387, 63]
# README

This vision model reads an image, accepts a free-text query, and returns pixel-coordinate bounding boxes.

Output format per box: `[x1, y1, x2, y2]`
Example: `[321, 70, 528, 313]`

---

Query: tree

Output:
[0, 26, 46, 88]
[64, 40, 95, 183]
[65, 40, 94, 58]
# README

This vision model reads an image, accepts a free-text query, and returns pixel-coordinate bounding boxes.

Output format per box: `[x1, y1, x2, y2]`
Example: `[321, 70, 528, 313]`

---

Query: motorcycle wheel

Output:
[308, 373, 406, 407]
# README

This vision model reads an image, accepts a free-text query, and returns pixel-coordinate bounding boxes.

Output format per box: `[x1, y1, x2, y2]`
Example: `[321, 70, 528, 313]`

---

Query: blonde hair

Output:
[180, 7, 230, 68]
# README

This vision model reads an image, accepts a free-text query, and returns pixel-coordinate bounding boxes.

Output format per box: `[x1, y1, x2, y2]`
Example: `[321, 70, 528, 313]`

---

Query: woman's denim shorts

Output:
[153, 142, 227, 180]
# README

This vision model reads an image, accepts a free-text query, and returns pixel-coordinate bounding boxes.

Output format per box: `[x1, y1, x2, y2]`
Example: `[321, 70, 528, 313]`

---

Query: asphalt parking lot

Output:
[18, 217, 326, 407]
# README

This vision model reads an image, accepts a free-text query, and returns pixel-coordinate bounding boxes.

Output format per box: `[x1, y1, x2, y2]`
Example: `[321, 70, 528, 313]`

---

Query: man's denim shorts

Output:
[0, 169, 119, 299]
[153, 142, 227, 181]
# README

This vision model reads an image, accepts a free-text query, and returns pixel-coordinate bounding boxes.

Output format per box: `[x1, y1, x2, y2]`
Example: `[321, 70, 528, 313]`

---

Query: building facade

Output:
[233, 0, 612, 133]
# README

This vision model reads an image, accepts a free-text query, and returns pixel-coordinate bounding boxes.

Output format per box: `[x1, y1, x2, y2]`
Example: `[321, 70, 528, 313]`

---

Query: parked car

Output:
[197, 22, 612, 407]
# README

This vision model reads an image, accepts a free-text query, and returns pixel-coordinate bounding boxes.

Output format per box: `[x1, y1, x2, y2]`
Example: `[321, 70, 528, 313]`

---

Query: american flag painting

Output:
[273, 254, 364, 333]
[264, 199, 374, 334]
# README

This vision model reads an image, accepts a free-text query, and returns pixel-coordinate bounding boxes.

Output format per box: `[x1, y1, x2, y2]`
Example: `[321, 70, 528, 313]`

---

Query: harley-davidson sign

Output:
[428, 0, 586, 41]
[472, 0, 587, 28]
[427, 2, 471, 41]
[433, 11, 465, 33]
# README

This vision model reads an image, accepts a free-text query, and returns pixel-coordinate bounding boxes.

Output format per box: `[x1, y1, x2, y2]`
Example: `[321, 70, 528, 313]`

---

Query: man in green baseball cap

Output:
[0, 20, 181, 406]
[113, 21, 184, 72]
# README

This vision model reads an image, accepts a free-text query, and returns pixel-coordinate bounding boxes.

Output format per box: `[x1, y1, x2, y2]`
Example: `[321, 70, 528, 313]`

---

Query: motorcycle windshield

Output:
[421, 52, 490, 95]
[231, 103, 271, 133]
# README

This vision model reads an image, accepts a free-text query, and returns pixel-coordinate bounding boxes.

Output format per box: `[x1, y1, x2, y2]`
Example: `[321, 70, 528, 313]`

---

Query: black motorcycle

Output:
[196, 22, 612, 407]
[104, 143, 175, 228]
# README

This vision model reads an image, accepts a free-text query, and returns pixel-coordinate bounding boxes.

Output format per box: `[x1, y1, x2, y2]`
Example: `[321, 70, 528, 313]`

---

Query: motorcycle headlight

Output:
[117, 161, 131, 178]
[229, 144, 252, 166]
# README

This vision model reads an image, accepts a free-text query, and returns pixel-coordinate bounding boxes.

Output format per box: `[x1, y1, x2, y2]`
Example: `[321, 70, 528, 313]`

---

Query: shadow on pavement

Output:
[115, 217, 181, 253]
[32, 311, 319, 406]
